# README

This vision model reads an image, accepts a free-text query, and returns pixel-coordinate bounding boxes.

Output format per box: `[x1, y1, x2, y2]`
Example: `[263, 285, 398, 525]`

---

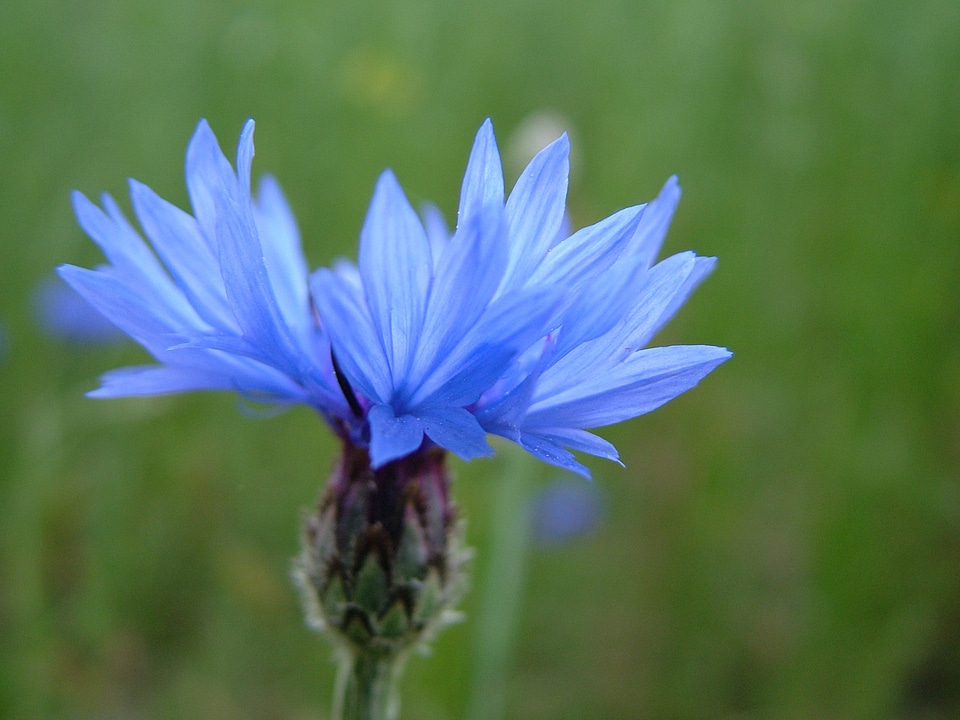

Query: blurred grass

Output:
[2, 0, 960, 717]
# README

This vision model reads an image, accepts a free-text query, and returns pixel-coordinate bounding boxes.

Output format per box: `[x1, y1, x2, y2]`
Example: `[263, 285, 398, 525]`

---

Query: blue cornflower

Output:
[61, 119, 729, 477]
[313, 120, 730, 473]
[530, 478, 606, 546]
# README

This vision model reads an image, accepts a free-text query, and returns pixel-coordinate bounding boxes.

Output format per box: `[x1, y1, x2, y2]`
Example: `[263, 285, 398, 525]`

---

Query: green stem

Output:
[464, 446, 537, 720]
[332, 650, 403, 720]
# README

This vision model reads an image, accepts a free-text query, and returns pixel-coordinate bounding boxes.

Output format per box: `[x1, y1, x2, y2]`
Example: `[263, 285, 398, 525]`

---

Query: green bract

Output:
[295, 446, 468, 657]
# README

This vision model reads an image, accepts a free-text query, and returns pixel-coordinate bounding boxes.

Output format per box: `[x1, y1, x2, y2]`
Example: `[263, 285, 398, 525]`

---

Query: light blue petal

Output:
[164, 337, 343, 415]
[236, 119, 255, 202]
[526, 344, 731, 429]
[627, 176, 681, 270]
[34, 274, 125, 343]
[172, 334, 275, 368]
[515, 431, 591, 478]
[254, 175, 311, 336]
[551, 211, 573, 250]
[421, 203, 450, 271]
[613, 251, 699, 344]
[457, 119, 504, 228]
[552, 256, 643, 358]
[552, 241, 706, 363]
[404, 204, 509, 401]
[368, 404, 425, 468]
[634, 256, 716, 348]
[89, 365, 235, 396]
[474, 348, 548, 428]
[420, 406, 494, 460]
[57, 265, 185, 354]
[417, 343, 518, 409]
[185, 119, 240, 249]
[527, 205, 644, 288]
[331, 257, 362, 288]
[410, 284, 561, 407]
[62, 269, 312, 405]
[529, 427, 621, 464]
[90, 360, 307, 401]
[358, 170, 432, 385]
[214, 184, 300, 378]
[73, 191, 158, 280]
[310, 267, 391, 403]
[183, 121, 299, 374]
[500, 133, 570, 293]
[72, 192, 199, 327]
[129, 179, 236, 330]
[535, 252, 699, 397]
[154, 342, 309, 396]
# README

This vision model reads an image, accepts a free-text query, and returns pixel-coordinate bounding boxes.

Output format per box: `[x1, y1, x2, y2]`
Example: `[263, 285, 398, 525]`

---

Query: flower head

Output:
[61, 119, 729, 477]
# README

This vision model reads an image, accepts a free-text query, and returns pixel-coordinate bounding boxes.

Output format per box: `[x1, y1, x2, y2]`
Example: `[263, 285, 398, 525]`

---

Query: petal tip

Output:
[661, 175, 682, 199]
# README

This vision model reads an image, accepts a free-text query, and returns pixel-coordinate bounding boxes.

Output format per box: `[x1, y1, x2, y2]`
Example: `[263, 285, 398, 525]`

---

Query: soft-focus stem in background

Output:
[465, 446, 537, 720]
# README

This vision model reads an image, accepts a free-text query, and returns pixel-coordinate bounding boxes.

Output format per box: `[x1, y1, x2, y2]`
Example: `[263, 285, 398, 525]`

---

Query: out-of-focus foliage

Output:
[1, 1, 958, 718]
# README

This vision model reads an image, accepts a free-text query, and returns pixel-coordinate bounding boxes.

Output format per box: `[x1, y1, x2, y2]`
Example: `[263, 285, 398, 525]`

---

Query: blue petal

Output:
[57, 265, 185, 354]
[89, 361, 307, 401]
[183, 122, 300, 374]
[236, 119, 255, 202]
[515, 430, 591, 478]
[457, 119, 504, 228]
[89, 365, 233, 396]
[410, 284, 561, 408]
[254, 175, 311, 337]
[34, 274, 126, 344]
[159, 343, 311, 397]
[420, 203, 451, 271]
[527, 205, 644, 289]
[404, 204, 509, 401]
[529, 427, 621, 464]
[171, 336, 343, 414]
[185, 119, 240, 251]
[526, 344, 732, 429]
[627, 176, 682, 270]
[310, 267, 391, 403]
[500, 133, 570, 293]
[420, 406, 494, 460]
[634, 256, 716, 348]
[474, 345, 550, 428]
[358, 171, 432, 385]
[71, 192, 198, 326]
[612, 252, 700, 345]
[129, 179, 235, 330]
[368, 403, 425, 467]
[172, 334, 275, 368]
[421, 343, 518, 408]
[73, 191, 158, 280]
[552, 256, 643, 358]
[210, 164, 304, 381]
[535, 252, 701, 395]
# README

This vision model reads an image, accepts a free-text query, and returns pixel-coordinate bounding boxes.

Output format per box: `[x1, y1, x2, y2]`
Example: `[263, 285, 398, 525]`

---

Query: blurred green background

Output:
[2, 0, 959, 717]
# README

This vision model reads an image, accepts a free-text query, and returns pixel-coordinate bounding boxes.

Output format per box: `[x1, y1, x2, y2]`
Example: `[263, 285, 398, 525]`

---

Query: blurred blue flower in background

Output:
[60, 119, 729, 475]
[529, 478, 606, 546]
[34, 274, 126, 344]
